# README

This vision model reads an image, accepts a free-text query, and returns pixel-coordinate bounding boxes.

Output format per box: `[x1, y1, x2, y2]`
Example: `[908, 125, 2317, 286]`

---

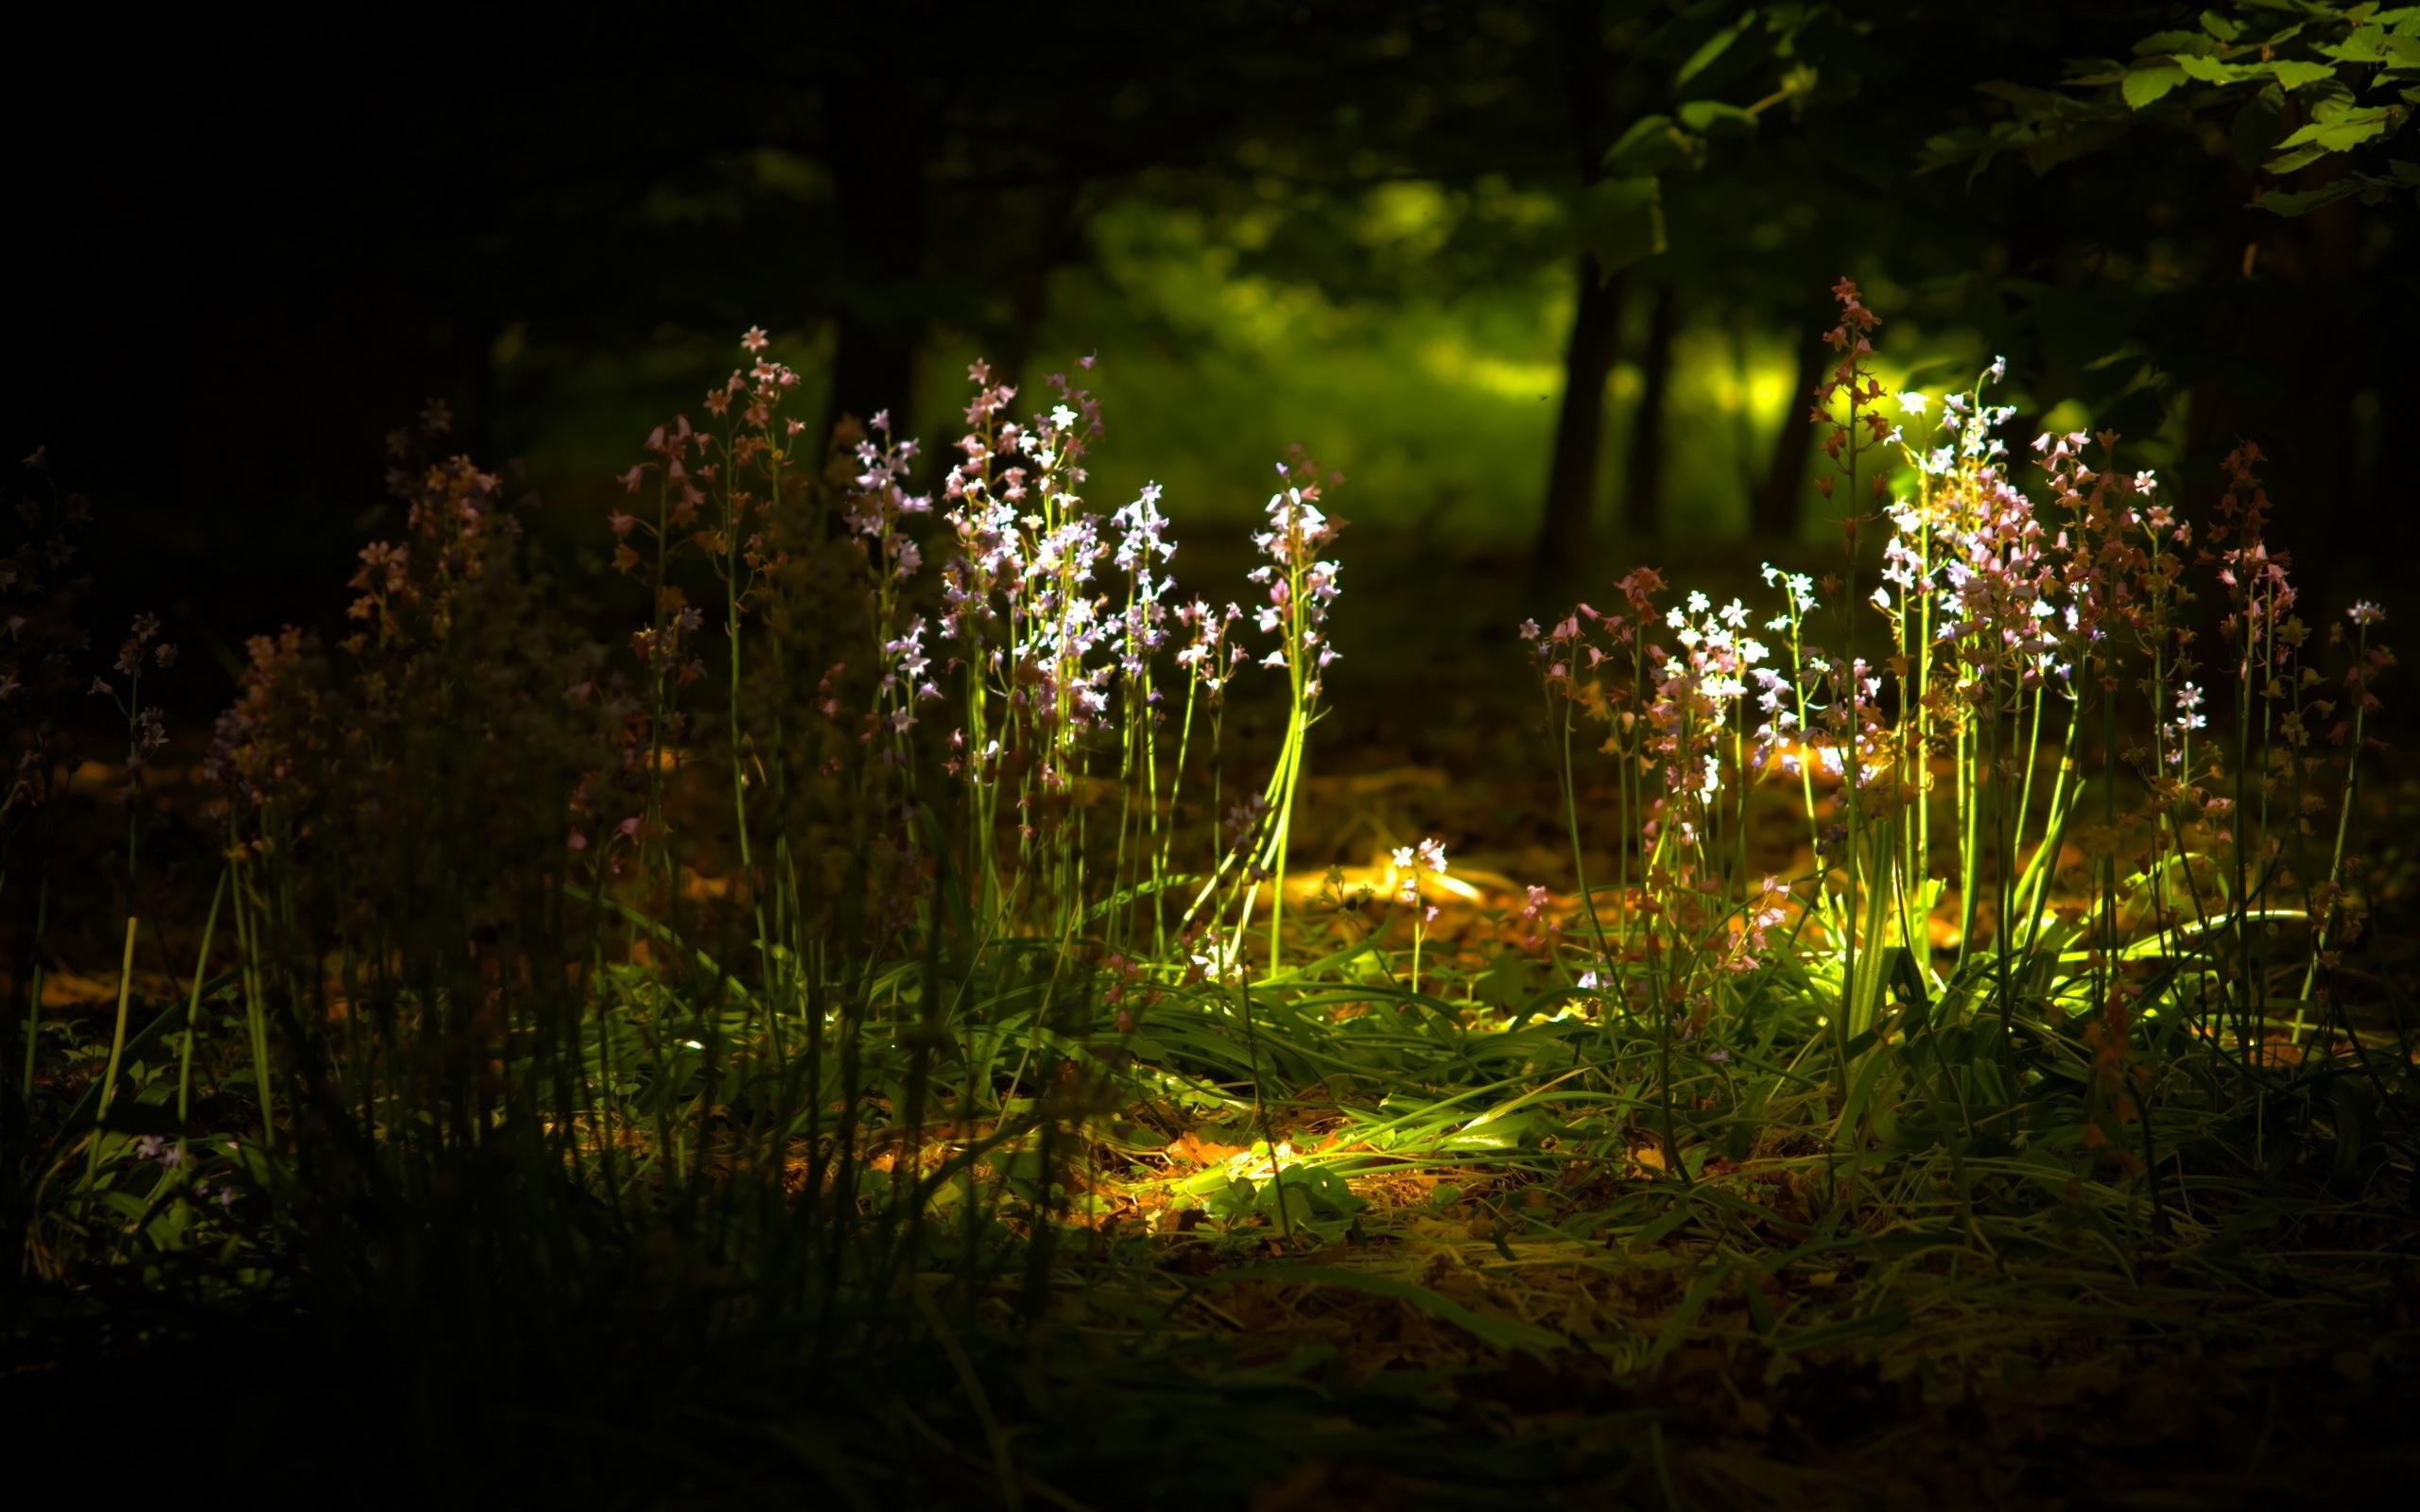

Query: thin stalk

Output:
[173, 871, 231, 1167]
[80, 915, 142, 1190]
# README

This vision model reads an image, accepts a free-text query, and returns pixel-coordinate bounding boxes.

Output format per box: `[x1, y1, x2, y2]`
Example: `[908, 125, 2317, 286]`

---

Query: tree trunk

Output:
[990, 180, 1085, 409]
[1751, 311, 1829, 541]
[817, 84, 931, 457]
[823, 308, 921, 458]
[1619, 279, 1679, 541]
[1530, 254, 1626, 587]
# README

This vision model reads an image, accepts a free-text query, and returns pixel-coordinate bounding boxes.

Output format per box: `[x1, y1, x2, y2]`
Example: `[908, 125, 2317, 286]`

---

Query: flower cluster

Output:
[92, 611, 176, 755]
[1248, 455, 1344, 705]
[1174, 598, 1249, 701]
[1648, 593, 1767, 823]
[1110, 480, 1178, 686]
[206, 627, 329, 831]
[936, 369, 1127, 791]
[1391, 836, 1447, 920]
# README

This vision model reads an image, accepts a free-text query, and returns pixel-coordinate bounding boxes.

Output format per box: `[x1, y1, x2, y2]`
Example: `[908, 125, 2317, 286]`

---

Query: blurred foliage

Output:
[1926, 1, 2420, 216]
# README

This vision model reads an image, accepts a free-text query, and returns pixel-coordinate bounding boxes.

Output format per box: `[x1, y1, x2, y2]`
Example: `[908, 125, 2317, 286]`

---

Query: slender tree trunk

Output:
[1751, 311, 1828, 541]
[991, 181, 1085, 406]
[818, 82, 932, 455]
[1530, 0, 1623, 589]
[1531, 255, 1626, 586]
[1619, 279, 1679, 540]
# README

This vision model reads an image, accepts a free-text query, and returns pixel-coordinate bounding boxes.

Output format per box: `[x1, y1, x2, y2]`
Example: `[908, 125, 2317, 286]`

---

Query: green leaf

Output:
[2124, 61, 2187, 109]
[1443, 1107, 1547, 1151]
[2258, 179, 2369, 215]
[1202, 1176, 1257, 1218]
[1677, 98, 1759, 138]
[2273, 106, 2395, 151]
[2270, 59, 2336, 90]
[1574, 175, 1666, 274]
[2200, 9, 2241, 43]
[1472, 952, 1540, 1013]
[2306, 79, 2357, 121]
[2324, 29, 2411, 65]
[2176, 53, 2253, 84]
[1604, 114, 1695, 178]
[1673, 13, 1754, 89]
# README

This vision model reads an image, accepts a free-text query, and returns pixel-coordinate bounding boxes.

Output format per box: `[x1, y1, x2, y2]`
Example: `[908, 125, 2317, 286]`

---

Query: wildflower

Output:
[2349, 601, 2385, 627]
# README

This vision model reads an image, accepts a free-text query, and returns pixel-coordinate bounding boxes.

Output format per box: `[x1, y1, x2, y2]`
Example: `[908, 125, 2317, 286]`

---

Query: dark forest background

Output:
[9, 0, 2415, 716]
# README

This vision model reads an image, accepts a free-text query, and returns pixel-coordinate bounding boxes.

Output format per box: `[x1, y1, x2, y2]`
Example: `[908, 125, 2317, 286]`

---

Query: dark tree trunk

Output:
[1530, 0, 1623, 590]
[990, 180, 1086, 408]
[1530, 255, 1626, 587]
[818, 78, 932, 457]
[823, 307, 922, 457]
[1619, 279, 1679, 540]
[1751, 311, 1829, 541]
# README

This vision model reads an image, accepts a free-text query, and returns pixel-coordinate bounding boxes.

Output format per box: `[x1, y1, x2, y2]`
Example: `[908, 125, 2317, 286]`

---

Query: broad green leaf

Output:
[2273, 106, 2395, 150]
[2259, 179, 2368, 215]
[1604, 114, 1694, 177]
[2306, 79, 2356, 121]
[2200, 9, 2241, 43]
[1443, 1107, 1547, 1150]
[2124, 61, 2187, 109]
[2265, 143, 2331, 174]
[2176, 53, 2252, 84]
[1677, 98, 1759, 137]
[2325, 29, 2419, 65]
[1673, 13, 1754, 89]
[2269, 59, 2335, 90]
